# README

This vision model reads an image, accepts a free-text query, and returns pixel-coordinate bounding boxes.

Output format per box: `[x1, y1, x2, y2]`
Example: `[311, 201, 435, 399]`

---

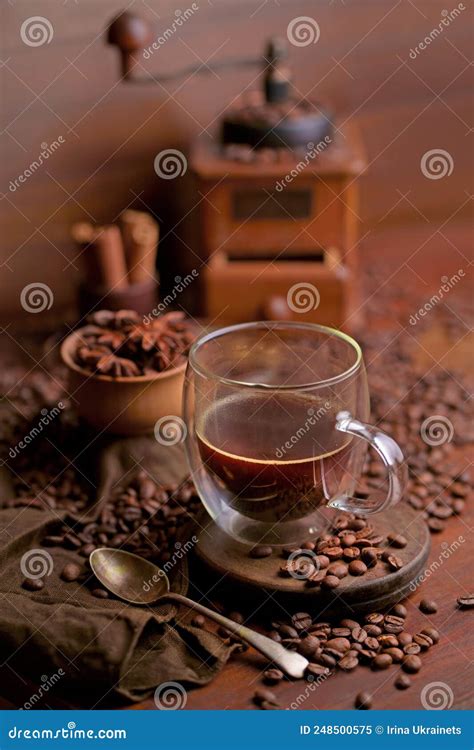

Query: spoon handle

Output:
[164, 593, 309, 679]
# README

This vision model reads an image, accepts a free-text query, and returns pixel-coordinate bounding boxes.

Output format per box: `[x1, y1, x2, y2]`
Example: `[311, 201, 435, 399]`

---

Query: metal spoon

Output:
[90, 547, 308, 679]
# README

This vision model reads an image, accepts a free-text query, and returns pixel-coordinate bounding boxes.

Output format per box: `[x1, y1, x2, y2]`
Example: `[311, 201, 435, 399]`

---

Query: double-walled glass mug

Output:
[184, 322, 407, 546]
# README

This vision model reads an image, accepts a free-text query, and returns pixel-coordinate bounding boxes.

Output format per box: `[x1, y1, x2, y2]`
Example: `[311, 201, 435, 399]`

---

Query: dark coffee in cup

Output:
[196, 392, 352, 522]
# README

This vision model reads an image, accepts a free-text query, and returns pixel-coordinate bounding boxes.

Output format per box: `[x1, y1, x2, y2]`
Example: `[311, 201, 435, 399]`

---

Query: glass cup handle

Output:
[327, 410, 408, 515]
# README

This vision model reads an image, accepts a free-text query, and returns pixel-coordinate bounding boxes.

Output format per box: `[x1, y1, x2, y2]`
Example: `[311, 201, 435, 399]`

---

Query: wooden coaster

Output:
[195, 505, 430, 615]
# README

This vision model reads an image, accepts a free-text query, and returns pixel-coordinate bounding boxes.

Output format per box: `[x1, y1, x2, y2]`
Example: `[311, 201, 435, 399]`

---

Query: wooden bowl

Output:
[60, 328, 186, 436]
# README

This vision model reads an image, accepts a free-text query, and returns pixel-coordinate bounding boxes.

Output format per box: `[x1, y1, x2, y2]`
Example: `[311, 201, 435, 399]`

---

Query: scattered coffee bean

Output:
[327, 562, 348, 579]
[384, 615, 405, 634]
[22, 578, 44, 591]
[397, 632, 413, 646]
[365, 613, 384, 625]
[91, 588, 109, 599]
[384, 647, 404, 663]
[387, 533, 408, 548]
[413, 633, 433, 650]
[297, 636, 320, 659]
[420, 627, 440, 644]
[279, 624, 299, 638]
[348, 560, 368, 576]
[250, 545, 272, 559]
[60, 562, 82, 582]
[191, 614, 205, 628]
[402, 654, 422, 673]
[306, 663, 332, 678]
[292, 612, 312, 631]
[404, 643, 421, 655]
[326, 637, 351, 652]
[339, 655, 359, 671]
[253, 688, 280, 709]
[386, 554, 404, 571]
[263, 668, 284, 684]
[457, 594, 474, 609]
[391, 603, 407, 618]
[321, 575, 340, 590]
[355, 691, 372, 709]
[395, 674, 412, 690]
[372, 653, 393, 670]
[419, 598, 438, 614]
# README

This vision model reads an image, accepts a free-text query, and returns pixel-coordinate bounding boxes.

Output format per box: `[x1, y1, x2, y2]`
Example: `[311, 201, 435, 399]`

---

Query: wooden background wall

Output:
[1, 0, 472, 321]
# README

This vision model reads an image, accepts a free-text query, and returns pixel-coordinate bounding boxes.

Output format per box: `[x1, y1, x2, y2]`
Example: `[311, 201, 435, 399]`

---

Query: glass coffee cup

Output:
[184, 322, 407, 546]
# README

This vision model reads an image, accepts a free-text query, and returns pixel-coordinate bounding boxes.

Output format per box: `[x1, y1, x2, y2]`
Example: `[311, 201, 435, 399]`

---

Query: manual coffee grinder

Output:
[107, 11, 367, 330]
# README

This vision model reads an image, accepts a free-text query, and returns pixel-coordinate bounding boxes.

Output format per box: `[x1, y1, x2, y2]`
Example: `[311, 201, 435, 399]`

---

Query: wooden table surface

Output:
[0, 223, 472, 711]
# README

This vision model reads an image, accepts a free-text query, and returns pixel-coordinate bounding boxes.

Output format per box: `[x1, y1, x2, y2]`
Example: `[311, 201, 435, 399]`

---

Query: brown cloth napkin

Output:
[0, 437, 234, 705]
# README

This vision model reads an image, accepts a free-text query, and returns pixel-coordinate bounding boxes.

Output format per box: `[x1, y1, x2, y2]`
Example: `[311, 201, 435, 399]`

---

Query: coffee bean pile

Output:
[74, 310, 194, 377]
[41, 471, 201, 568]
[249, 514, 407, 588]
[251, 606, 440, 709]
[361, 332, 472, 534]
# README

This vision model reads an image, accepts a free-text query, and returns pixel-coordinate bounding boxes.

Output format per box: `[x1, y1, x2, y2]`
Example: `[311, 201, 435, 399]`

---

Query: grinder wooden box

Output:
[190, 123, 366, 330]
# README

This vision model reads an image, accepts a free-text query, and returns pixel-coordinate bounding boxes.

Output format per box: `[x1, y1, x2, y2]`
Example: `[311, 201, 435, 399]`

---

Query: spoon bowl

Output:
[90, 548, 170, 604]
